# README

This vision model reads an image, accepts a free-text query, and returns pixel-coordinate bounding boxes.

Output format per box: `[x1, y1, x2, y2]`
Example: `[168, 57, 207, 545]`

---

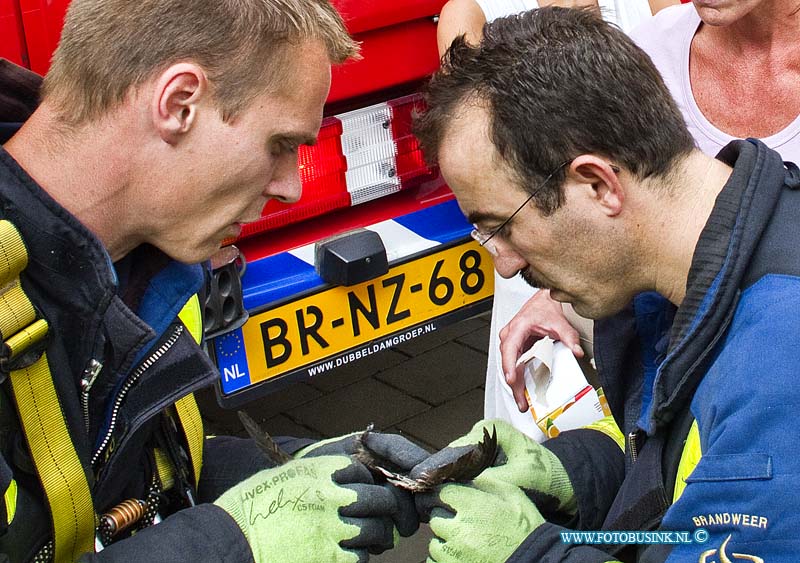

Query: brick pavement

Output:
[196, 313, 491, 562]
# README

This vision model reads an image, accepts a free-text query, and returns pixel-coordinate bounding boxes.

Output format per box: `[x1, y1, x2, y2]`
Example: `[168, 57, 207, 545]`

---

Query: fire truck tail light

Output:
[388, 95, 423, 137]
[298, 119, 345, 183]
[339, 105, 393, 153]
[340, 103, 401, 205]
[389, 95, 435, 189]
[235, 94, 435, 241]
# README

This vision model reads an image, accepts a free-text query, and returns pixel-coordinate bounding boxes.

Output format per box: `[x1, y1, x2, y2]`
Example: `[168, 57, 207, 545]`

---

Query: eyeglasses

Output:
[471, 160, 619, 255]
[470, 160, 570, 256]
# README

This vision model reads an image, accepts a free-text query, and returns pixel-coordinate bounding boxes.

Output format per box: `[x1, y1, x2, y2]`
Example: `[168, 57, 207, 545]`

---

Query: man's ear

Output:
[567, 154, 624, 217]
[151, 63, 209, 144]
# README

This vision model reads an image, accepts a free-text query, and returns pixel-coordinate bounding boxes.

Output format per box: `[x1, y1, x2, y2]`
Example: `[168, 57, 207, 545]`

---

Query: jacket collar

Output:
[0, 146, 119, 310]
[642, 139, 789, 434]
[0, 147, 203, 382]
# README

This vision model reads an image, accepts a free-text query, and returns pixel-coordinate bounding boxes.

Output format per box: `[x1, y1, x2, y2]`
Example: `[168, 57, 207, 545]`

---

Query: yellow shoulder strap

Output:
[0, 220, 95, 561]
[175, 295, 205, 487]
[173, 394, 203, 488]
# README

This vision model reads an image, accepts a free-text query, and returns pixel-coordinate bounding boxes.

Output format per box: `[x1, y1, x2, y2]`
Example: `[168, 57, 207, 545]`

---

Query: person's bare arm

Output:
[438, 0, 600, 57]
[437, 0, 487, 56]
[499, 290, 586, 412]
[648, 0, 680, 14]
[543, 0, 598, 8]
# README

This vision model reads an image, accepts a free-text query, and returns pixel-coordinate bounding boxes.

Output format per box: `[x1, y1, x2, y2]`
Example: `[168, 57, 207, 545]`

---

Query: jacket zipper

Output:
[628, 430, 641, 464]
[80, 359, 104, 432]
[91, 325, 184, 466]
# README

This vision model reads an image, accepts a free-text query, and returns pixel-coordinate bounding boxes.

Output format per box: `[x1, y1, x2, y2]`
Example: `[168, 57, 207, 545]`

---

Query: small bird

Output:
[238, 412, 499, 493]
[355, 424, 498, 493]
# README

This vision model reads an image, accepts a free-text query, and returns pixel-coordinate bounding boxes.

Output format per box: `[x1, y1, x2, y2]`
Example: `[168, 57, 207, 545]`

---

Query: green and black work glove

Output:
[214, 454, 408, 563]
[295, 431, 430, 538]
[416, 475, 545, 563]
[410, 419, 576, 520]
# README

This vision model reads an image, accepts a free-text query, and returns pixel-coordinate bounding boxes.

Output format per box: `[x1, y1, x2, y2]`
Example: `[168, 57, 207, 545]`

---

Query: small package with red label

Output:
[518, 338, 611, 441]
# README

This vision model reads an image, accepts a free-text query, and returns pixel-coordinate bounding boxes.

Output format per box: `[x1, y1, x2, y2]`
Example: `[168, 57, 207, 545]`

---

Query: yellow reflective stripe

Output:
[9, 351, 95, 561]
[153, 448, 176, 491]
[0, 221, 28, 287]
[584, 415, 625, 451]
[174, 394, 204, 487]
[673, 419, 701, 503]
[4, 478, 16, 525]
[177, 295, 203, 344]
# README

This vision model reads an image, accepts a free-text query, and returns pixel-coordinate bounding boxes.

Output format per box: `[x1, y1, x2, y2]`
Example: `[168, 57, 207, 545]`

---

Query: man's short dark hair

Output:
[415, 7, 695, 214]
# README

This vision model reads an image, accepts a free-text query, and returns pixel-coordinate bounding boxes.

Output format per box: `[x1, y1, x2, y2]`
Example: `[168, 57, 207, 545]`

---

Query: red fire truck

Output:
[0, 0, 495, 407]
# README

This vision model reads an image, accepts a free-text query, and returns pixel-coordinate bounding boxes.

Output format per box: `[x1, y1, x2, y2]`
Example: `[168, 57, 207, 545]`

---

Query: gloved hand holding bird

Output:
[215, 412, 568, 563]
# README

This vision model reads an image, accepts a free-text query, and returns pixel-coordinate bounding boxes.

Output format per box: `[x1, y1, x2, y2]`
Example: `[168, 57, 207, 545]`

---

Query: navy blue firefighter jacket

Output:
[507, 139, 800, 563]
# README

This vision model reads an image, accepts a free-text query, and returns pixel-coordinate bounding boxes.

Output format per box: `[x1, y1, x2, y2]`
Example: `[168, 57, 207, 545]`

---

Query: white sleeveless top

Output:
[630, 3, 800, 161]
[474, 0, 652, 33]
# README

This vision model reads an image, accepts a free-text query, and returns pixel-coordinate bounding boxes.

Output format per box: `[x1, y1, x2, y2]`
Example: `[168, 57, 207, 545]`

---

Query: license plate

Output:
[213, 240, 494, 402]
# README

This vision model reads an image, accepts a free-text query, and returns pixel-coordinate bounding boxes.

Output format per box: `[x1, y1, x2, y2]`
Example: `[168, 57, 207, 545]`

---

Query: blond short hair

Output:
[41, 0, 358, 124]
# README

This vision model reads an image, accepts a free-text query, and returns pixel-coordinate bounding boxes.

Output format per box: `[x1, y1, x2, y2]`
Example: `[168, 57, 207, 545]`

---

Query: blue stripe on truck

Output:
[241, 200, 472, 312]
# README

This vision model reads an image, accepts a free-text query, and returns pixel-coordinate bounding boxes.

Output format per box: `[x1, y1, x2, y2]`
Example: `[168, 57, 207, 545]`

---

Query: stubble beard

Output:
[520, 268, 549, 291]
